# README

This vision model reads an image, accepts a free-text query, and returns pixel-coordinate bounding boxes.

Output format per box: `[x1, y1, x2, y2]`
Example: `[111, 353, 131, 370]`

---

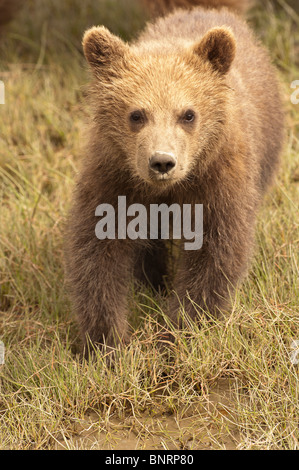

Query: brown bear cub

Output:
[65, 0, 284, 353]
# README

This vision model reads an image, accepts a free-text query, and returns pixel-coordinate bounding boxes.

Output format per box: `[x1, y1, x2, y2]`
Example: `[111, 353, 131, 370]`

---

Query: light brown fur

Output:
[65, 1, 284, 353]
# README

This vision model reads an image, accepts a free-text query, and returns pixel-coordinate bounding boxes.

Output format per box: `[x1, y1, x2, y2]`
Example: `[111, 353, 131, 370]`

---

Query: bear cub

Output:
[65, 2, 284, 353]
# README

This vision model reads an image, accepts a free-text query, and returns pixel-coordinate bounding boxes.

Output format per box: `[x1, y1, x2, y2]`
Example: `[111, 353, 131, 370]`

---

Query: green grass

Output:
[0, 0, 298, 450]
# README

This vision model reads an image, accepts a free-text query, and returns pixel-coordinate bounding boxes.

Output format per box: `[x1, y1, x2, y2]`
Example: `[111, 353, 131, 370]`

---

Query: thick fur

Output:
[65, 3, 284, 352]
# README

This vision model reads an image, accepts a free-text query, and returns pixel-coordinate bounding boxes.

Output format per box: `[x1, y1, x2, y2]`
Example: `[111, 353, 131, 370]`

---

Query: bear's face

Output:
[83, 26, 236, 189]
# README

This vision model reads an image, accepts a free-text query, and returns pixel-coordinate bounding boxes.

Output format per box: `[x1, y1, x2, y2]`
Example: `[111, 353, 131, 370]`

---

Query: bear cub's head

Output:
[83, 25, 236, 190]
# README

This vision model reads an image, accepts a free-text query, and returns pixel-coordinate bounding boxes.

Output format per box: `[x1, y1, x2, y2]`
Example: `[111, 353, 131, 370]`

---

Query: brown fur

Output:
[142, 0, 251, 17]
[65, 2, 284, 353]
[0, 0, 22, 27]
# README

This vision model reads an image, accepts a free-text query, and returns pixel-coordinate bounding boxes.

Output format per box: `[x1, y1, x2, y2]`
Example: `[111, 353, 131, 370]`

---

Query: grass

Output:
[0, 0, 298, 450]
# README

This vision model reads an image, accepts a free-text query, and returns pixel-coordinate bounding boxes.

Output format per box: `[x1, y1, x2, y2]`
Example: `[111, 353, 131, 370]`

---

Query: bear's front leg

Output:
[169, 204, 255, 324]
[66, 236, 135, 354]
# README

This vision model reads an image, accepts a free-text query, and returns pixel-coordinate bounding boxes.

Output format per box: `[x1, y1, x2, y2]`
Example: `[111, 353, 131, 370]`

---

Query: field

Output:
[0, 0, 298, 450]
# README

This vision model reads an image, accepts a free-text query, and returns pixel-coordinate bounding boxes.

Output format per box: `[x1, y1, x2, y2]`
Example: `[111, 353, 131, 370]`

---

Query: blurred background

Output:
[0, 0, 298, 66]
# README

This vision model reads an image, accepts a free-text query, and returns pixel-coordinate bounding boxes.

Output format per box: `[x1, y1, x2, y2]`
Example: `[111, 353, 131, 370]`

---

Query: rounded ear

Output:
[193, 27, 236, 75]
[82, 26, 129, 74]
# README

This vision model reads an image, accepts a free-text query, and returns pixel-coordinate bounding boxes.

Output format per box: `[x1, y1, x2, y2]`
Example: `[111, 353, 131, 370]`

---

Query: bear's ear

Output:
[193, 27, 236, 75]
[82, 26, 129, 75]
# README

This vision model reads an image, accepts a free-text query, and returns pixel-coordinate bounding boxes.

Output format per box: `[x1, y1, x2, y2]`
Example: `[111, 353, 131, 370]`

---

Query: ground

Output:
[0, 0, 298, 450]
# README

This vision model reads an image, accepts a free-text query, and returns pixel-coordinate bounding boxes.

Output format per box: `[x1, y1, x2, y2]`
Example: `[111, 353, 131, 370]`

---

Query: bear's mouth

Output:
[148, 172, 178, 186]
[153, 173, 172, 181]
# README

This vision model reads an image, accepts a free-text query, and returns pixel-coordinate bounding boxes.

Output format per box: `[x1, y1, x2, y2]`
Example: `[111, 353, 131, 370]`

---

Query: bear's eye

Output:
[182, 109, 196, 123]
[130, 110, 144, 124]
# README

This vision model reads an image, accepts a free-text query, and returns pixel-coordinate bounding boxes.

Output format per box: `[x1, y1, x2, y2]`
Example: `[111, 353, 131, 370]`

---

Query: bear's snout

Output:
[149, 151, 177, 176]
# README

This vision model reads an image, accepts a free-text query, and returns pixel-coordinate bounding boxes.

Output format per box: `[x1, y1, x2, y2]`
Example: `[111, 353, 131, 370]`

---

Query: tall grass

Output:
[0, 0, 298, 450]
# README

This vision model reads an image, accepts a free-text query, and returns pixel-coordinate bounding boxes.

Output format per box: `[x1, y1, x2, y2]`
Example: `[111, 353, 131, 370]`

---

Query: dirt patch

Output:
[54, 378, 240, 450]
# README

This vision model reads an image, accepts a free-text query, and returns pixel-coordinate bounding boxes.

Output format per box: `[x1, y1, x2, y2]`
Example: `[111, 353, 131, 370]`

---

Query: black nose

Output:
[149, 152, 176, 174]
